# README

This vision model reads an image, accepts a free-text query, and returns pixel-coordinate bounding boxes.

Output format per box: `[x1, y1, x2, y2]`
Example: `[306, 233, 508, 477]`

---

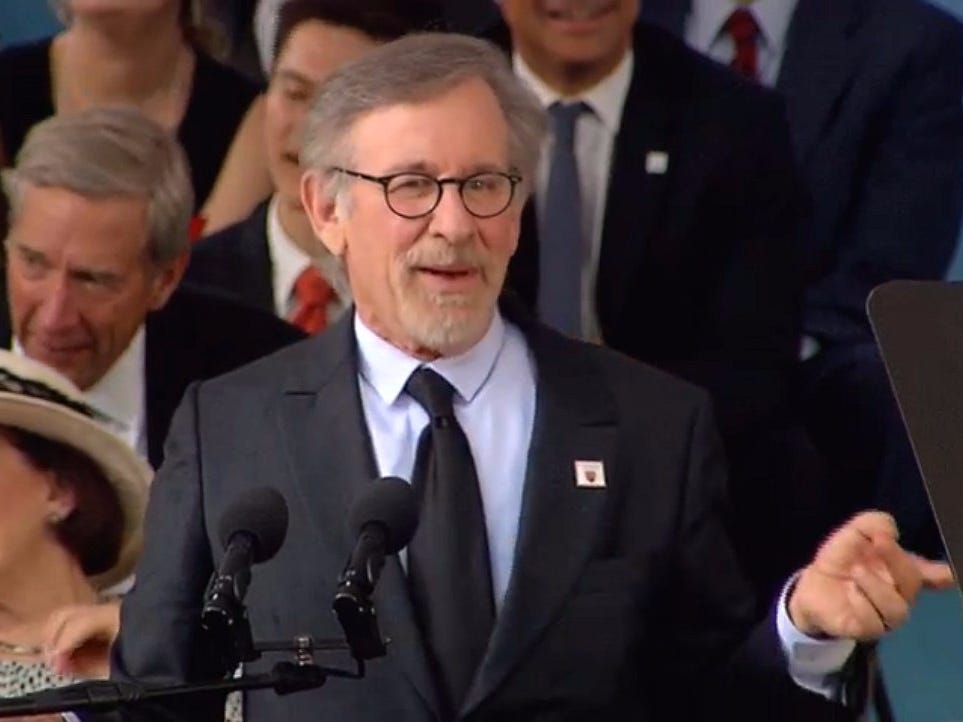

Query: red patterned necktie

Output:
[188, 215, 207, 242]
[725, 7, 760, 82]
[288, 266, 334, 335]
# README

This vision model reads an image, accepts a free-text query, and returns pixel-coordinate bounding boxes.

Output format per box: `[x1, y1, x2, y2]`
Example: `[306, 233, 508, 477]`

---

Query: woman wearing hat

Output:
[0, 350, 150, 697]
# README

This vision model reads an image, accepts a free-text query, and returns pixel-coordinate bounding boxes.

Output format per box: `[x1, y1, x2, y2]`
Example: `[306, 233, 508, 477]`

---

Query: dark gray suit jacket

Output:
[0, 283, 303, 468]
[184, 201, 275, 315]
[642, 0, 963, 346]
[109, 307, 851, 721]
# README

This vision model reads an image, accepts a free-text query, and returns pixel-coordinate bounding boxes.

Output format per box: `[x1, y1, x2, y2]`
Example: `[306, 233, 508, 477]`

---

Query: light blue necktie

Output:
[538, 101, 587, 337]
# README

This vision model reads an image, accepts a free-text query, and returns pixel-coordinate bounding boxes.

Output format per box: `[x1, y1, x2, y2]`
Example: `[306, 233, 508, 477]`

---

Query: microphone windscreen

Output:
[348, 477, 419, 554]
[217, 486, 289, 563]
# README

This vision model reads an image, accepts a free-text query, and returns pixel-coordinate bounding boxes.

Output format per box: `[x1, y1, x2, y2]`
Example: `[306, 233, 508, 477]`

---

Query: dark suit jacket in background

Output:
[108, 307, 851, 721]
[0, 283, 304, 467]
[185, 201, 276, 315]
[491, 22, 807, 448]
[642, 0, 963, 346]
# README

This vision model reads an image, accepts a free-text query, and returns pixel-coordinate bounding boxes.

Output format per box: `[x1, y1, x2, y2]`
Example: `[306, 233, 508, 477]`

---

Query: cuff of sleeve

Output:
[800, 335, 822, 361]
[776, 573, 857, 697]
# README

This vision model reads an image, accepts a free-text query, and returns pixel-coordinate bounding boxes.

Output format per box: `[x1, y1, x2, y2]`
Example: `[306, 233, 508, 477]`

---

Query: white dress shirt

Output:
[513, 51, 634, 342]
[266, 195, 351, 321]
[253, 0, 285, 76]
[685, 0, 799, 88]
[352, 311, 853, 693]
[355, 312, 536, 610]
[13, 328, 147, 459]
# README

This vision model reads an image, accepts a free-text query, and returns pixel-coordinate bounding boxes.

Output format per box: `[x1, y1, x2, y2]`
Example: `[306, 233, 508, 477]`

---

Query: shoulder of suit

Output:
[633, 21, 785, 115]
[151, 285, 303, 344]
[830, 0, 963, 53]
[866, 0, 963, 31]
[192, 204, 269, 260]
[187, 326, 334, 406]
[540, 329, 713, 414]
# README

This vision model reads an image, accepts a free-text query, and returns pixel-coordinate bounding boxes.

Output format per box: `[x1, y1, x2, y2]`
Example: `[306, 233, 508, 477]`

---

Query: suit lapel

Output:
[776, 0, 865, 163]
[238, 202, 276, 314]
[275, 313, 442, 719]
[0, 282, 12, 351]
[145, 312, 193, 468]
[639, 0, 688, 35]
[462, 321, 618, 716]
[595, 31, 675, 328]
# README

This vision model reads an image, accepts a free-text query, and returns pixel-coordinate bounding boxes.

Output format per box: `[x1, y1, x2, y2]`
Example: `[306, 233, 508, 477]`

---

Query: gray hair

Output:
[300, 33, 548, 199]
[2, 105, 194, 265]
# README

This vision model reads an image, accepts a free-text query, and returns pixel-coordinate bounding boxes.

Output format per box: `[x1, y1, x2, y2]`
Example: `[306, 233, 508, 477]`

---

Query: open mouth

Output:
[416, 266, 477, 280]
[412, 264, 484, 291]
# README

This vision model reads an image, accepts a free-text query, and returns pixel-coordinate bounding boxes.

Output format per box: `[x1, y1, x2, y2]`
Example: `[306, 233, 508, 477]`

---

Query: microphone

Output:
[202, 487, 289, 654]
[333, 477, 419, 660]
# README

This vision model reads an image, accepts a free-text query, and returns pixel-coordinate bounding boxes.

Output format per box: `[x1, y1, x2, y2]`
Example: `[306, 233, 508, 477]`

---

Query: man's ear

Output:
[146, 251, 189, 311]
[301, 170, 347, 258]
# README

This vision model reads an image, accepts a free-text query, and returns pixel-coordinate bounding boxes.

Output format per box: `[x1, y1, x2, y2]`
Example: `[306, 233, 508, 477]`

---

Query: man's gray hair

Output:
[2, 105, 193, 265]
[301, 33, 548, 197]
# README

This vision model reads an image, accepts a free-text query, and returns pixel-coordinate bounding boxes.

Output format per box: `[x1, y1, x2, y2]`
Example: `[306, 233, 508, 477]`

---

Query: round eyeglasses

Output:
[330, 168, 523, 219]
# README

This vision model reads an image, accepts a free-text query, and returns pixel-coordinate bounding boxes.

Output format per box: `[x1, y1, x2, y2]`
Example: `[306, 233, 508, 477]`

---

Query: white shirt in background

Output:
[512, 51, 633, 342]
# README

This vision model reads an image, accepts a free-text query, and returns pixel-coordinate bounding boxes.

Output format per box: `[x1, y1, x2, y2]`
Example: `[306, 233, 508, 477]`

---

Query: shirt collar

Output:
[80, 326, 146, 441]
[689, 0, 797, 54]
[512, 49, 634, 134]
[355, 311, 507, 407]
[266, 194, 313, 312]
[14, 326, 146, 437]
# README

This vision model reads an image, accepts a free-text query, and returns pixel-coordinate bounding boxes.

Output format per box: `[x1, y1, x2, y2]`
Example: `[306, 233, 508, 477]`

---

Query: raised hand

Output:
[787, 511, 954, 640]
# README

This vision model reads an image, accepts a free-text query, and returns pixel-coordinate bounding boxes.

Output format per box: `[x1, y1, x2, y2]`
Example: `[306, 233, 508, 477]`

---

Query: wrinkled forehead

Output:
[9, 184, 152, 264]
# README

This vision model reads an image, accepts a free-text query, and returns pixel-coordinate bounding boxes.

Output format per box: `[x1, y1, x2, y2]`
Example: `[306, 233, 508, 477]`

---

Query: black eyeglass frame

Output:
[329, 167, 523, 219]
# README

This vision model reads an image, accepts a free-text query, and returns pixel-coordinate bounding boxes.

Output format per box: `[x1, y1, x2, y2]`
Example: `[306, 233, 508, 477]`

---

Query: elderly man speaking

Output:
[107, 33, 951, 722]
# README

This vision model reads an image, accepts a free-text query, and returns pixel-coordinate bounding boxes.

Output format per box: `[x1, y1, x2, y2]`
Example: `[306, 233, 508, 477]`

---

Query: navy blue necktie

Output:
[404, 367, 494, 718]
[538, 101, 587, 337]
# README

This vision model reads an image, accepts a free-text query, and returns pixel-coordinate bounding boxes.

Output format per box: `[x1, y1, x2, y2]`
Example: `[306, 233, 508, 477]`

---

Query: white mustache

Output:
[405, 243, 483, 271]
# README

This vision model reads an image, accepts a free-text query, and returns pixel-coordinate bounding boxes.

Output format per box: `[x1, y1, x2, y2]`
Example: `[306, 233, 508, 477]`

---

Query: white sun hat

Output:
[0, 350, 151, 590]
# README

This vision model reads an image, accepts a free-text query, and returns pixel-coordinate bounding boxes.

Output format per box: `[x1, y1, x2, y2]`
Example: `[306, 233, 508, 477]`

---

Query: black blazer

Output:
[185, 201, 275, 315]
[491, 22, 808, 445]
[642, 0, 963, 346]
[0, 283, 304, 468]
[109, 306, 852, 721]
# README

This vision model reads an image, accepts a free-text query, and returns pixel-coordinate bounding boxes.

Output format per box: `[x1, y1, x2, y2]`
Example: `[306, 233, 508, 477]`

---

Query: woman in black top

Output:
[0, 0, 258, 213]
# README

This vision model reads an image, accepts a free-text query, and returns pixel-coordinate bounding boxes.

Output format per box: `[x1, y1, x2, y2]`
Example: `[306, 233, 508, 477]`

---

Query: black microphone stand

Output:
[333, 528, 389, 661]
[0, 636, 372, 719]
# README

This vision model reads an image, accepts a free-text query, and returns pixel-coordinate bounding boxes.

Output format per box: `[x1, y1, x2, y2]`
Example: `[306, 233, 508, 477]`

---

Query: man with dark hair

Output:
[186, 0, 444, 334]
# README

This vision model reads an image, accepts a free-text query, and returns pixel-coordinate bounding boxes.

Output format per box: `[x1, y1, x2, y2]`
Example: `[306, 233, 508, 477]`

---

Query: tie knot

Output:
[725, 7, 759, 43]
[548, 101, 586, 150]
[405, 367, 455, 422]
[293, 266, 333, 307]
